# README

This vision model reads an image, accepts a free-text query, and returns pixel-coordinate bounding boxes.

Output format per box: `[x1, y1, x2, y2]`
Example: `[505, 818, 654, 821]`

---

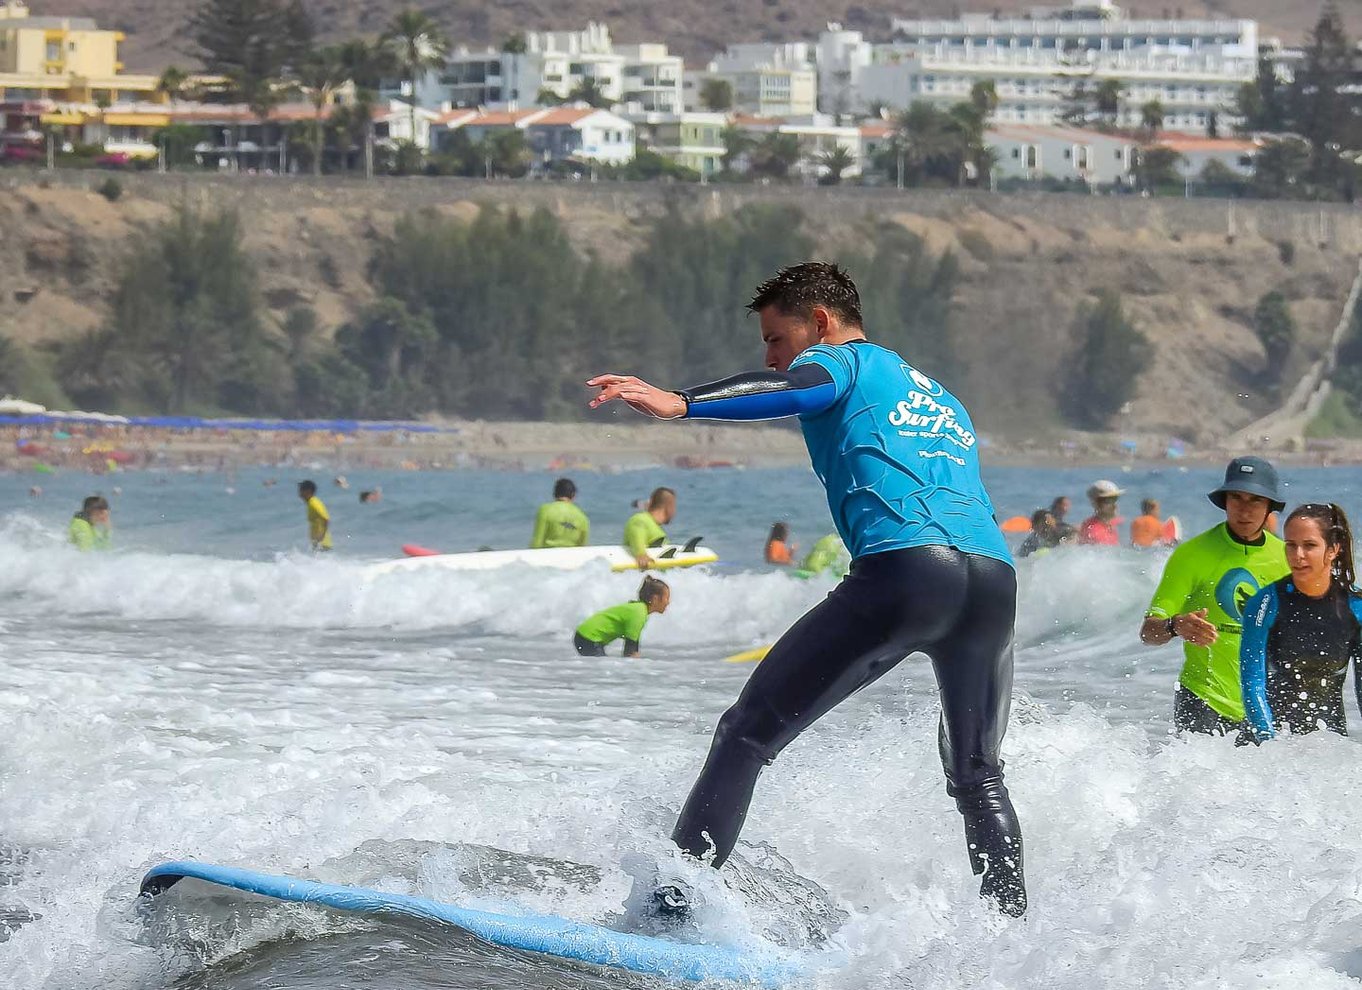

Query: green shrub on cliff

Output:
[60, 203, 282, 413]
[1060, 290, 1151, 429]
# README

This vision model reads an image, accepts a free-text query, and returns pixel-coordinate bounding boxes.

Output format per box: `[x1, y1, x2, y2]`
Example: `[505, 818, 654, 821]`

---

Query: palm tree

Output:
[750, 132, 802, 180]
[816, 145, 856, 185]
[1140, 99, 1165, 139]
[337, 39, 395, 178]
[1095, 79, 1123, 124]
[719, 125, 753, 172]
[567, 75, 610, 109]
[295, 46, 347, 175]
[382, 10, 450, 147]
[156, 65, 190, 104]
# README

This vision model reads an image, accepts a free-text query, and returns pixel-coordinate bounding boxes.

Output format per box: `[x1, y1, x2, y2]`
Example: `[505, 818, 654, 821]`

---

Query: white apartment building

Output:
[439, 106, 636, 168]
[398, 23, 682, 114]
[819, 1, 1256, 135]
[688, 43, 818, 117]
[628, 110, 727, 175]
[985, 123, 1137, 185]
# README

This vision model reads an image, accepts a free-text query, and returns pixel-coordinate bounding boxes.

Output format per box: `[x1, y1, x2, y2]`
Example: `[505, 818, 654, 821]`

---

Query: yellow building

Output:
[0, 1, 159, 104]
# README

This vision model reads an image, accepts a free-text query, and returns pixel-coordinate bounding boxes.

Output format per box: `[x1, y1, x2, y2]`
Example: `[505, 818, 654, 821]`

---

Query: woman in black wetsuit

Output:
[1240, 503, 1362, 741]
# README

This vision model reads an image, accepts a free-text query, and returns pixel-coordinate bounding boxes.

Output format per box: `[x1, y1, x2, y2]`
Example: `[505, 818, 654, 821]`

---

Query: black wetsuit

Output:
[1241, 578, 1362, 738]
[672, 341, 1025, 915]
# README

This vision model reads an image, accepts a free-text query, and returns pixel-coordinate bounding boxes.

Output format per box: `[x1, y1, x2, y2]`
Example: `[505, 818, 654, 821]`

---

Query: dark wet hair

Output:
[553, 477, 576, 499]
[647, 486, 675, 510]
[82, 495, 109, 514]
[1141, 498, 1159, 515]
[767, 522, 789, 542]
[1285, 503, 1356, 590]
[1029, 509, 1053, 532]
[298, 480, 317, 496]
[638, 576, 669, 604]
[747, 262, 862, 328]
[1049, 496, 1069, 514]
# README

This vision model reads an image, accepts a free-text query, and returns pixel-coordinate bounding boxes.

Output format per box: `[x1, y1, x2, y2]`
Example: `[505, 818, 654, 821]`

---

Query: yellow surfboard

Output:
[723, 645, 772, 664]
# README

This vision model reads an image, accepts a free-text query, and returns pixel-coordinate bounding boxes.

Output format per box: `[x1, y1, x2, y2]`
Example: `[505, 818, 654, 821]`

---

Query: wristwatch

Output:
[1165, 616, 1177, 638]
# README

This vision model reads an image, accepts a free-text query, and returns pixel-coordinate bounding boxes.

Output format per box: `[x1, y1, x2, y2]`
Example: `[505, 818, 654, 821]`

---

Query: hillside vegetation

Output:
[0, 174, 1356, 443]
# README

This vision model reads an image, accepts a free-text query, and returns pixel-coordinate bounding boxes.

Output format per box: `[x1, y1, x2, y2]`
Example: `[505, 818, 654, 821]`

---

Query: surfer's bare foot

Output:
[652, 884, 690, 917]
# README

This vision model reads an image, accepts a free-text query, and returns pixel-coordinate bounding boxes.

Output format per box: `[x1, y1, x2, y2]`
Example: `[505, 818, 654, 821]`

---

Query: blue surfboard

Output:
[139, 861, 803, 986]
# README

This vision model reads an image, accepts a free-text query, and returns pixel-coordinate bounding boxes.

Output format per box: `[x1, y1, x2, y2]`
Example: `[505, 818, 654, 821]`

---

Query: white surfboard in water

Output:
[369, 542, 718, 576]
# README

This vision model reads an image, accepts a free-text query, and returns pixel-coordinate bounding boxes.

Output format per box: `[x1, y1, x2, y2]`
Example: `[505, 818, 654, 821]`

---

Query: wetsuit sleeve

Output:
[678, 363, 840, 422]
[1239, 584, 1279, 741]
[530, 505, 549, 549]
[1349, 596, 1362, 721]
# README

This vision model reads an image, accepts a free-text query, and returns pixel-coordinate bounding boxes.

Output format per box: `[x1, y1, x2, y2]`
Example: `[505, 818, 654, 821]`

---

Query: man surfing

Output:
[588, 262, 1025, 917]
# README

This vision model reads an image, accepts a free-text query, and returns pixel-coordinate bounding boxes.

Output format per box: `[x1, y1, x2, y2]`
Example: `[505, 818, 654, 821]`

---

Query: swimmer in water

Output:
[589, 262, 1026, 917]
[573, 577, 671, 657]
[69, 495, 111, 551]
[764, 522, 796, 565]
[1240, 503, 1362, 741]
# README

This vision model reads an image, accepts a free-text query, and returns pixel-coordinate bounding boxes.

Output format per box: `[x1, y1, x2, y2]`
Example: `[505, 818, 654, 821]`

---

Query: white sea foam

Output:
[3, 473, 1361, 989]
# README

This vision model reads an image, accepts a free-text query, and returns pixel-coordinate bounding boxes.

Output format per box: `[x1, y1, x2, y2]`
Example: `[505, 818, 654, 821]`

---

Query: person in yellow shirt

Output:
[69, 495, 112, 551]
[623, 487, 676, 568]
[530, 478, 590, 548]
[298, 480, 332, 551]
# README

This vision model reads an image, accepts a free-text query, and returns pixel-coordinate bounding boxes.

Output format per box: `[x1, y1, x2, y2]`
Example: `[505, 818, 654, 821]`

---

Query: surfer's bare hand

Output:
[587, 374, 686, 420]
[1173, 608, 1217, 646]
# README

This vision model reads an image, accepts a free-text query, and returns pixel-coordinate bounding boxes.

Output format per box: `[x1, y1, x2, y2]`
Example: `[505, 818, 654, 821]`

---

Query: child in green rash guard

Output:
[573, 577, 671, 657]
[69, 495, 111, 551]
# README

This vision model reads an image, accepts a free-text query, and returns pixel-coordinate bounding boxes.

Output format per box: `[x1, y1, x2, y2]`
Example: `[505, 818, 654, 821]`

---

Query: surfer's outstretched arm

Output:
[587, 364, 836, 422]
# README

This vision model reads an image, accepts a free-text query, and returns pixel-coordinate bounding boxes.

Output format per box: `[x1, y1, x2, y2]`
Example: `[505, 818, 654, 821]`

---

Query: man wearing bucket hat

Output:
[1079, 479, 1126, 545]
[1140, 456, 1290, 734]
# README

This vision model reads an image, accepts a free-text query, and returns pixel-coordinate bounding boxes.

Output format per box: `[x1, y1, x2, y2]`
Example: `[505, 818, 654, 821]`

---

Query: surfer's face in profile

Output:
[649, 586, 672, 615]
[759, 307, 822, 372]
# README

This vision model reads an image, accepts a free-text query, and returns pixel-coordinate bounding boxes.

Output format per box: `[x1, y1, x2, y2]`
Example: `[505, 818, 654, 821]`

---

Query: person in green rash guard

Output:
[69, 495, 112, 551]
[573, 577, 671, 657]
[624, 487, 676, 568]
[530, 478, 590, 548]
[1140, 457, 1290, 734]
[801, 533, 849, 576]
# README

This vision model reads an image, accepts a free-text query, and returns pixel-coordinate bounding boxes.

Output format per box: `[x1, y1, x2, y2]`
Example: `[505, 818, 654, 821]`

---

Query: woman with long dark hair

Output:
[1240, 503, 1362, 741]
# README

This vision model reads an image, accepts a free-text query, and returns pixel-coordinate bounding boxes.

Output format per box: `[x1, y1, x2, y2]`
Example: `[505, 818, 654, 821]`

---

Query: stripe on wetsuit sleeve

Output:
[678, 364, 838, 421]
[1239, 583, 1279, 739]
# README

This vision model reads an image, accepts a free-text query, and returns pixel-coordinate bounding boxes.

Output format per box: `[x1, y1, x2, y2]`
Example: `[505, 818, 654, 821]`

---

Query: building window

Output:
[1064, 148, 1072, 159]
[1026, 145, 1037, 168]
[1011, 147, 1020, 159]
[46, 41, 61, 61]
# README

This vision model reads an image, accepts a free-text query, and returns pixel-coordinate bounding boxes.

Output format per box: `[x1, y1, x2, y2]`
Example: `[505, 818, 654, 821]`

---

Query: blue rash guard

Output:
[1240, 577, 1362, 740]
[679, 341, 1011, 566]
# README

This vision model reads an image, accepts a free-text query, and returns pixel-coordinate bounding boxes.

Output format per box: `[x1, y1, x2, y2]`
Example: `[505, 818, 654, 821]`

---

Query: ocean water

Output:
[1, 462, 1361, 990]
